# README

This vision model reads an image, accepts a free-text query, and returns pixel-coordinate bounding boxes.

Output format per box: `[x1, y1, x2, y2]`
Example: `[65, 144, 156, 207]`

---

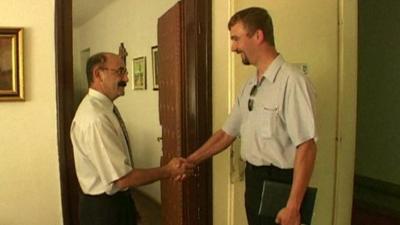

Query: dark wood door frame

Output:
[55, 0, 77, 225]
[55, 0, 212, 225]
[181, 1, 213, 224]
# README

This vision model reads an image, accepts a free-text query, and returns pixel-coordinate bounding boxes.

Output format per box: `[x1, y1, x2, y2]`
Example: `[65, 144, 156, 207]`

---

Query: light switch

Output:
[294, 63, 308, 75]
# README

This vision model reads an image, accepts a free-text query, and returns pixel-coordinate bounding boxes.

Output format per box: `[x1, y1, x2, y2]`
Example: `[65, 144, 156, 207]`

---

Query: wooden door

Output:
[157, 1, 213, 224]
[158, 3, 185, 225]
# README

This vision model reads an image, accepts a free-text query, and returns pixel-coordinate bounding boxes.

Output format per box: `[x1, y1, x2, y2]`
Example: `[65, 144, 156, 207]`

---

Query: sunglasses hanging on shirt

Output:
[248, 76, 265, 111]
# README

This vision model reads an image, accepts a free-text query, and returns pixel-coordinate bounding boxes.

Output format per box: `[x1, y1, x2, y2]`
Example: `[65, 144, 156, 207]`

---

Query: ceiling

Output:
[72, 0, 115, 27]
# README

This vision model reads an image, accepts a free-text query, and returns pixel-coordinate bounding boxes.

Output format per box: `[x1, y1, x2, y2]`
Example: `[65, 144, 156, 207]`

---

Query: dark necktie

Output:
[113, 106, 134, 166]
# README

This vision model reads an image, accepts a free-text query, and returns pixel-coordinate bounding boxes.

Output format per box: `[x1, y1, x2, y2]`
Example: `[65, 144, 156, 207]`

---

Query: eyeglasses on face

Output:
[100, 67, 128, 76]
[248, 77, 265, 111]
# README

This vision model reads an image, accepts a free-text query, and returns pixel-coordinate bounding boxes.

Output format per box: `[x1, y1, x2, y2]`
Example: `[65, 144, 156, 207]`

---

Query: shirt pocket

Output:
[256, 105, 278, 138]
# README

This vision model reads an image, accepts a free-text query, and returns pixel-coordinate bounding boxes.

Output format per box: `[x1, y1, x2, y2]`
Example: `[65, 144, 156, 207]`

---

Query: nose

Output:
[230, 42, 237, 52]
[122, 72, 129, 83]
[231, 42, 241, 53]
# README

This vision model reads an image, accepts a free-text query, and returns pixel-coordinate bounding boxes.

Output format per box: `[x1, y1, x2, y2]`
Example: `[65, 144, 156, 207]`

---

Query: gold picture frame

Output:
[132, 56, 146, 90]
[151, 46, 159, 90]
[0, 27, 24, 101]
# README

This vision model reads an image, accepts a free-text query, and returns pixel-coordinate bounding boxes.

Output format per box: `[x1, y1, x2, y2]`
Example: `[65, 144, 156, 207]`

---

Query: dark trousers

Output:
[245, 162, 293, 225]
[79, 190, 139, 225]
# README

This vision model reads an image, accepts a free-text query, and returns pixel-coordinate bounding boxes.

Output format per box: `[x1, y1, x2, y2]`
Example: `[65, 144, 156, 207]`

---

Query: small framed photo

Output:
[132, 56, 146, 90]
[0, 27, 24, 101]
[151, 46, 159, 90]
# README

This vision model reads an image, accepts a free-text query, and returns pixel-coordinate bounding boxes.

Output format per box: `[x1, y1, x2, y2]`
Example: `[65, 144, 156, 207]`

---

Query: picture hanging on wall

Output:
[132, 56, 146, 90]
[0, 27, 24, 101]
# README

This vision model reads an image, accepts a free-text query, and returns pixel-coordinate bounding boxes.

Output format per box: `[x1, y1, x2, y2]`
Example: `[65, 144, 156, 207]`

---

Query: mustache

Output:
[118, 81, 127, 87]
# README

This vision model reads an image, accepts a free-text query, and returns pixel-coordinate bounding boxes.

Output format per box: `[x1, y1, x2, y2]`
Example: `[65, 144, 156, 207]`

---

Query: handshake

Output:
[164, 157, 196, 181]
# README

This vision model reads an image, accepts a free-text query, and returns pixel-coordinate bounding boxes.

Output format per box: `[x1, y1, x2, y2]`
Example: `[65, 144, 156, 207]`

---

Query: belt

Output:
[246, 162, 293, 183]
[246, 162, 293, 171]
[81, 189, 131, 199]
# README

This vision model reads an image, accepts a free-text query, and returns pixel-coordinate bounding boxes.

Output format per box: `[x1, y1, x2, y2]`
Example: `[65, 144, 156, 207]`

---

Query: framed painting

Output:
[151, 46, 159, 90]
[0, 27, 24, 101]
[132, 56, 146, 90]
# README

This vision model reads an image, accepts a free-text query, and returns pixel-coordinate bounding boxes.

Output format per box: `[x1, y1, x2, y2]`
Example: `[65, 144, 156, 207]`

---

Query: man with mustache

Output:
[185, 7, 317, 225]
[71, 52, 190, 225]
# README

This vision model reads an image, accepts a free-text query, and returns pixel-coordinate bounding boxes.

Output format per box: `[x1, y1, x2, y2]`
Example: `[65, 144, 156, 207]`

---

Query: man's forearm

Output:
[286, 139, 317, 209]
[115, 167, 169, 189]
[187, 129, 235, 165]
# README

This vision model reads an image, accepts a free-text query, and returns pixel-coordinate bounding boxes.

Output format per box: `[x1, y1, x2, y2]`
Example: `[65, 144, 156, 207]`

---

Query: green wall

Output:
[356, 0, 400, 185]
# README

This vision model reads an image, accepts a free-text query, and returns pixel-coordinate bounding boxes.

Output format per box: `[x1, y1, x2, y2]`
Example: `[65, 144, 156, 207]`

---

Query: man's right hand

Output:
[165, 157, 194, 179]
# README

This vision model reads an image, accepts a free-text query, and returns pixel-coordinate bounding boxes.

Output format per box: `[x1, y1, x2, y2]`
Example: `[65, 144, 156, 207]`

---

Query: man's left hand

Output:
[275, 206, 301, 225]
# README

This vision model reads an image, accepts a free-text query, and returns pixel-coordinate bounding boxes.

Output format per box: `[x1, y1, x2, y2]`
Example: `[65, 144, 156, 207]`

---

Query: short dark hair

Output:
[228, 7, 275, 47]
[86, 52, 108, 85]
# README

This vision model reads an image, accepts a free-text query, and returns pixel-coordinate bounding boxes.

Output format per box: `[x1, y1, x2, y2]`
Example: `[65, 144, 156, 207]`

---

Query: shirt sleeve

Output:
[222, 97, 242, 137]
[84, 116, 132, 186]
[284, 74, 318, 146]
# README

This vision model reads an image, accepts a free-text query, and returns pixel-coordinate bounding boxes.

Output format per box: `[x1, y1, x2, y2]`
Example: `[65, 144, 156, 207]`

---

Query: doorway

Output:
[55, 0, 212, 225]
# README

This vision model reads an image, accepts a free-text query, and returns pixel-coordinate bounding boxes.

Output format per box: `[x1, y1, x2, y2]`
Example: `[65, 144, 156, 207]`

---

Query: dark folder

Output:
[258, 180, 317, 225]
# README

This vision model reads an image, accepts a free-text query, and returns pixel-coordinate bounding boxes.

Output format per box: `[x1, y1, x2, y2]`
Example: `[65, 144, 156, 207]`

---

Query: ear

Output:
[254, 29, 265, 44]
[93, 66, 104, 82]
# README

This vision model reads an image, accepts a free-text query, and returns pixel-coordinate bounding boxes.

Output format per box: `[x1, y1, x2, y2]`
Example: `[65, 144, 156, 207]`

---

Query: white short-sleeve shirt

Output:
[70, 89, 132, 195]
[223, 55, 317, 168]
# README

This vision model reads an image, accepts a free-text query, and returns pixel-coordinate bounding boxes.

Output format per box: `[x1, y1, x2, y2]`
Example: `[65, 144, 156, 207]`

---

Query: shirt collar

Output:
[261, 54, 285, 83]
[88, 88, 114, 111]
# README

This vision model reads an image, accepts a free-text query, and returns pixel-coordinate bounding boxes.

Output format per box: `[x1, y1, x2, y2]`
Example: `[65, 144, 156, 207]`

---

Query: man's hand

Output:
[173, 158, 197, 182]
[165, 157, 194, 179]
[275, 206, 301, 225]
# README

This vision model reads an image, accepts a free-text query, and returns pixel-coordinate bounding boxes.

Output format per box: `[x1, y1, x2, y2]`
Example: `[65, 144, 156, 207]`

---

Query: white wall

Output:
[73, 0, 178, 203]
[0, 0, 63, 224]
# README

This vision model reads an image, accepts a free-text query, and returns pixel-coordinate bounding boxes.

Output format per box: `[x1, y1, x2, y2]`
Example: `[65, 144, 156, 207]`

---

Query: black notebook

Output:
[258, 180, 317, 225]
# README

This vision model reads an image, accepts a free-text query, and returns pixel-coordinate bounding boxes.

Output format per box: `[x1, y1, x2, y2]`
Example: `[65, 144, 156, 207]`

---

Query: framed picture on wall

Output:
[132, 56, 146, 90]
[0, 27, 24, 101]
[151, 46, 159, 90]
